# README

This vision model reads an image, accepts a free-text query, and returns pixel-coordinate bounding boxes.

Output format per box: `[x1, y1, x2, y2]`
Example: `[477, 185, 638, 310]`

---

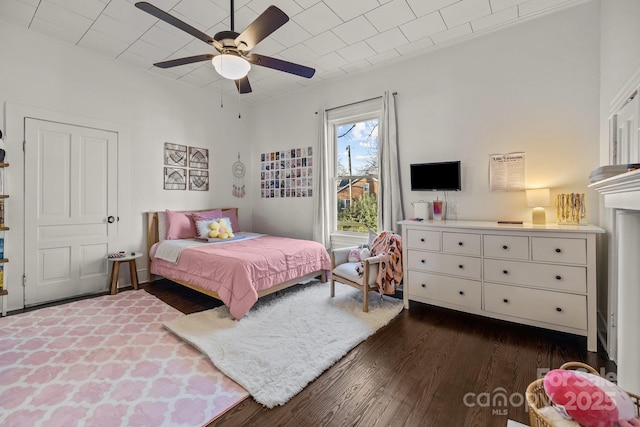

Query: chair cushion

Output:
[332, 262, 378, 287]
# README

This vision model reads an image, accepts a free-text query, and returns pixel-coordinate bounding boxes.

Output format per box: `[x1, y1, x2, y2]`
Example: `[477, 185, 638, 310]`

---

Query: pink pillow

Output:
[222, 209, 240, 231]
[191, 209, 223, 223]
[165, 210, 197, 239]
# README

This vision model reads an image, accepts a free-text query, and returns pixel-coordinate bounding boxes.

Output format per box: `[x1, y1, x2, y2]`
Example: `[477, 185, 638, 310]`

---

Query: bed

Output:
[146, 209, 330, 319]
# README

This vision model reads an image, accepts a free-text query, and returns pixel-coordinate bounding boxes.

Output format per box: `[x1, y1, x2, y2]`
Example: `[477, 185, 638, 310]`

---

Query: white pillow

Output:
[195, 217, 232, 239]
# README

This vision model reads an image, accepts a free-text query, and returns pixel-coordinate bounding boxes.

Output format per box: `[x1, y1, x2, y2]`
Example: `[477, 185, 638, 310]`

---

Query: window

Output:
[327, 99, 381, 234]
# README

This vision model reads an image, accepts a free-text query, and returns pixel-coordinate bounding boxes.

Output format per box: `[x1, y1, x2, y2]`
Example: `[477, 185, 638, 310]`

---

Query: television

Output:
[410, 161, 461, 191]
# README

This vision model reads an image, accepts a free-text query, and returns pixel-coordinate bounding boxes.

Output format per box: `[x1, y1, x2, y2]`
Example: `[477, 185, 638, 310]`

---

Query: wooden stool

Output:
[107, 253, 142, 295]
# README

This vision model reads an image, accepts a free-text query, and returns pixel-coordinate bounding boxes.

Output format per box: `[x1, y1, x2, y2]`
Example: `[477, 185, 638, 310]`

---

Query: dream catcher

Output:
[232, 153, 246, 198]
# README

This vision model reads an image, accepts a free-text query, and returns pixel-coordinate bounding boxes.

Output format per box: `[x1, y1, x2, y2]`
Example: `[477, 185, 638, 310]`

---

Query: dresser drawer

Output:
[408, 271, 481, 310]
[484, 283, 587, 330]
[532, 237, 586, 264]
[484, 259, 586, 293]
[407, 230, 441, 251]
[408, 251, 481, 279]
[483, 235, 529, 260]
[443, 232, 481, 256]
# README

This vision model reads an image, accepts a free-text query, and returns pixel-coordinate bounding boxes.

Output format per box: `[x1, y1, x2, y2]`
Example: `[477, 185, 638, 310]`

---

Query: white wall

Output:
[0, 22, 252, 310]
[249, 2, 601, 239]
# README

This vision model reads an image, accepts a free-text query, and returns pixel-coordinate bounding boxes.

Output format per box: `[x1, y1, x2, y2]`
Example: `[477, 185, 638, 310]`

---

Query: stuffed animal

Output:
[208, 219, 235, 239]
[348, 247, 371, 262]
[543, 369, 635, 427]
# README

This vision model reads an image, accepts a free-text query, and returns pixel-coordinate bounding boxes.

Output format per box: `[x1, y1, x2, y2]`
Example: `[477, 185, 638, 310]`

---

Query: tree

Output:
[337, 193, 378, 232]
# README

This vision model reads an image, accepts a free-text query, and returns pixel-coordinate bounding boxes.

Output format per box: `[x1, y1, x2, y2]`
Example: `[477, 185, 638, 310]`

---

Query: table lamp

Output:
[526, 188, 550, 225]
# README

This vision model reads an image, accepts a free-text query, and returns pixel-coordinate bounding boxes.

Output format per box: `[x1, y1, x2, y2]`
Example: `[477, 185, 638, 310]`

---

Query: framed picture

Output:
[164, 143, 187, 167]
[189, 169, 209, 191]
[189, 147, 209, 169]
[164, 167, 186, 190]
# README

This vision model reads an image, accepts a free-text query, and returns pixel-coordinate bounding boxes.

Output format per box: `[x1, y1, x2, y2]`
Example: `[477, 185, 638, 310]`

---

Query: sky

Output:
[336, 119, 379, 176]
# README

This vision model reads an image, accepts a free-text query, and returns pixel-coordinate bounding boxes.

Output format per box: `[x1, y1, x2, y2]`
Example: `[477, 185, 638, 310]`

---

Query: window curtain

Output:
[312, 107, 331, 247]
[379, 91, 404, 233]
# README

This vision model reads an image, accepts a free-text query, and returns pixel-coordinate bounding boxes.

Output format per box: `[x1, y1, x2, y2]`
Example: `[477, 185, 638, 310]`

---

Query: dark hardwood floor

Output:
[143, 280, 615, 427]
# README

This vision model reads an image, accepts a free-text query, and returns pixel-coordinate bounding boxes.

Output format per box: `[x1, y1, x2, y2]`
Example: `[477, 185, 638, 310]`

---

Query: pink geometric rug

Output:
[0, 290, 248, 427]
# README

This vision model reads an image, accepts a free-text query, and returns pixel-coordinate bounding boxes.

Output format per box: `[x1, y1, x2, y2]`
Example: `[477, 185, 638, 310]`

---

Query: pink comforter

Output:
[151, 235, 331, 319]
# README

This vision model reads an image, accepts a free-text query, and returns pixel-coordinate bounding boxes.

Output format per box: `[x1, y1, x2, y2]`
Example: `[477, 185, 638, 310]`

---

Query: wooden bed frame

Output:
[146, 209, 327, 302]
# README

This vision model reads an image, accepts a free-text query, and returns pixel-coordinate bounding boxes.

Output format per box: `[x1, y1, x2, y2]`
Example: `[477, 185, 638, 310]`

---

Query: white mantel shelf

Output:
[589, 168, 640, 210]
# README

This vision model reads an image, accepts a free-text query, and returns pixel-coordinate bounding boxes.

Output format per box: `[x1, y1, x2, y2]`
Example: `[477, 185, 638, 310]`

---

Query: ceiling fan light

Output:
[211, 54, 251, 80]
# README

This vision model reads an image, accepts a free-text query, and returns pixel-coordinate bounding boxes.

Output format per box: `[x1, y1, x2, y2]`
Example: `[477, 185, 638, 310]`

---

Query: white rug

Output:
[163, 281, 404, 408]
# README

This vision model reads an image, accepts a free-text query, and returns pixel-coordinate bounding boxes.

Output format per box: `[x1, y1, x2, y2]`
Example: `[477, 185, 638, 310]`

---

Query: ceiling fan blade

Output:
[235, 76, 252, 94]
[235, 6, 289, 51]
[246, 53, 315, 78]
[135, 2, 222, 50]
[154, 54, 215, 68]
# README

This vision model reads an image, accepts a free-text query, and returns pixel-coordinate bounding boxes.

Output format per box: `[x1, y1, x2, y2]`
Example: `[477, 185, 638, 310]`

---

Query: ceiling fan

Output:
[134, 1, 315, 94]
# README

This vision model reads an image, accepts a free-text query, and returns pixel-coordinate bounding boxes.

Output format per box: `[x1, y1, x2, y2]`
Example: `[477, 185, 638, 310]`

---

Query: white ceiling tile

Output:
[44, 0, 105, 21]
[268, 19, 312, 48]
[30, 16, 86, 44]
[113, 49, 155, 68]
[399, 11, 447, 42]
[18, 0, 40, 6]
[142, 25, 191, 52]
[105, 0, 157, 30]
[292, 2, 342, 36]
[366, 49, 400, 65]
[178, 66, 220, 87]
[471, 6, 517, 31]
[430, 22, 472, 44]
[294, 0, 321, 8]
[322, 0, 380, 22]
[303, 30, 347, 56]
[279, 43, 318, 63]
[246, 0, 303, 17]
[366, 27, 409, 54]
[313, 52, 349, 71]
[490, 0, 526, 12]
[91, 13, 147, 44]
[315, 68, 346, 80]
[36, 0, 94, 40]
[227, 6, 258, 33]
[78, 29, 129, 57]
[336, 40, 377, 62]
[406, 0, 459, 18]
[440, 0, 492, 28]
[340, 58, 373, 73]
[248, 37, 286, 56]
[395, 36, 434, 55]
[172, 0, 226, 30]
[0, 0, 36, 27]
[126, 39, 173, 61]
[518, 0, 577, 16]
[331, 16, 378, 45]
[365, 0, 416, 33]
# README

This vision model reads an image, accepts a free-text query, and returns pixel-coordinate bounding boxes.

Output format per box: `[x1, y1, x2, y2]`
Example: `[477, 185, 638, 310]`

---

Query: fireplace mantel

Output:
[589, 168, 640, 209]
[589, 168, 640, 395]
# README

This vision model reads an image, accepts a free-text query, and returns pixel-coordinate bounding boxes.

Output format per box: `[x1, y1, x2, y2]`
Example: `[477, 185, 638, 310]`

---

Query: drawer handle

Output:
[502, 270, 509, 275]
[420, 238, 425, 242]
[502, 245, 508, 250]
[503, 298, 509, 304]
[421, 283, 426, 288]
[458, 264, 464, 269]
[459, 291, 465, 296]
[555, 248, 562, 253]
[421, 259, 426, 263]
[555, 275, 562, 280]
[556, 307, 563, 312]
[458, 241, 464, 246]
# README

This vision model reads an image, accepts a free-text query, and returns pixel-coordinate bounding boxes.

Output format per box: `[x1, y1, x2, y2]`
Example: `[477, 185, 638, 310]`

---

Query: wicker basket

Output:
[526, 362, 640, 427]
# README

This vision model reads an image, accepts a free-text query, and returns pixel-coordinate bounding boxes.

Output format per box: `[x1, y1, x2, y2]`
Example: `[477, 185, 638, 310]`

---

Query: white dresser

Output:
[399, 220, 605, 351]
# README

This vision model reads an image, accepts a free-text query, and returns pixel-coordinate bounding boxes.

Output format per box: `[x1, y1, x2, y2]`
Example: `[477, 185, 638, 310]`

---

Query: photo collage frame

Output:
[260, 146, 313, 198]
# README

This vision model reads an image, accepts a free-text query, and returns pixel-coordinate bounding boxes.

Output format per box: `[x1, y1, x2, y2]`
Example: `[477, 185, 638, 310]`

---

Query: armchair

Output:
[330, 246, 383, 312]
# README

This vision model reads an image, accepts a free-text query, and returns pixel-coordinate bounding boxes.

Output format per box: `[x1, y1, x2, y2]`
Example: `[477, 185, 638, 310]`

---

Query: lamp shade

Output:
[211, 54, 251, 80]
[526, 188, 551, 208]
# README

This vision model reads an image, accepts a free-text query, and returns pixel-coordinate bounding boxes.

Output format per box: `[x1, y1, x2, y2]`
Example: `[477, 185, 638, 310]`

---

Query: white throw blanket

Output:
[154, 232, 264, 263]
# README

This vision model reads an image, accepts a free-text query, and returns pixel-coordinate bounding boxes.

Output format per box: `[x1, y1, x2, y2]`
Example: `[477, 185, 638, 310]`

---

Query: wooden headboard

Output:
[146, 208, 239, 282]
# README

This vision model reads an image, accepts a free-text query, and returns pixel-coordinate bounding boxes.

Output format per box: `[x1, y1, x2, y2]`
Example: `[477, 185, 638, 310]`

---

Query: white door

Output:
[24, 118, 118, 305]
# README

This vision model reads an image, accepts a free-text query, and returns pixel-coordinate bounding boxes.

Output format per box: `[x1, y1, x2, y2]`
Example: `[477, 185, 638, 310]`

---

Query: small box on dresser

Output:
[399, 219, 605, 352]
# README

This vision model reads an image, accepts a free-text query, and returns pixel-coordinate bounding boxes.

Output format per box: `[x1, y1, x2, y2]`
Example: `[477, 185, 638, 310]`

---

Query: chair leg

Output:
[330, 278, 335, 297]
[363, 285, 369, 313]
